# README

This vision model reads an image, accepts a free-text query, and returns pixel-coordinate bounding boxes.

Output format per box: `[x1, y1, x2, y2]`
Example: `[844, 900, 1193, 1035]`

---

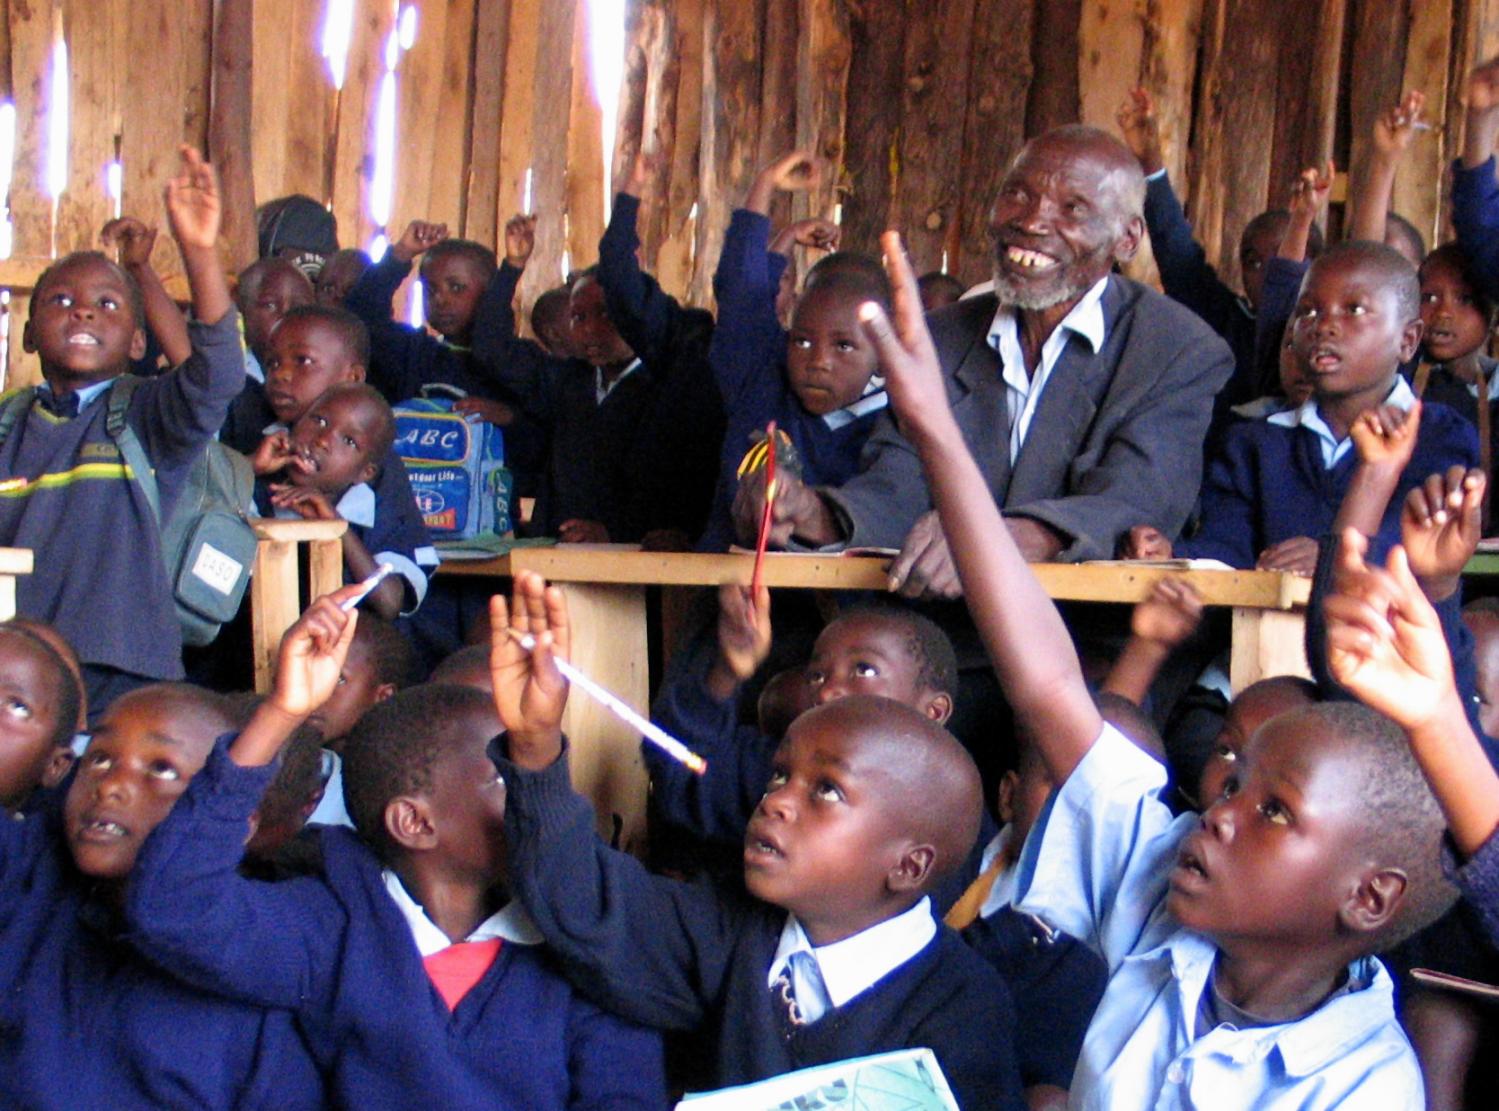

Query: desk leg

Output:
[555, 581, 650, 856]
[252, 540, 300, 694]
[1229, 607, 1310, 692]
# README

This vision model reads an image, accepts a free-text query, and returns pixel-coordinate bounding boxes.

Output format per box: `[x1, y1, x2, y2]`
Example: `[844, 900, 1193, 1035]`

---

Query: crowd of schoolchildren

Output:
[12, 46, 1499, 1110]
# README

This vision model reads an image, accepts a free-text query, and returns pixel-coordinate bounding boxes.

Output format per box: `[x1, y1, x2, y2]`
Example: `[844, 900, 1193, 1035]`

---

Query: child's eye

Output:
[1212, 743, 1237, 763]
[791, 337, 812, 349]
[765, 769, 789, 791]
[147, 760, 181, 781]
[313, 415, 328, 427]
[852, 662, 878, 679]
[343, 435, 358, 449]
[1257, 798, 1290, 825]
[1348, 303, 1367, 315]
[1221, 774, 1240, 799]
[82, 751, 111, 772]
[805, 670, 826, 687]
[813, 779, 844, 803]
[836, 340, 856, 353]
[99, 296, 119, 310]
[49, 293, 73, 307]
[1, 695, 33, 720]
[1422, 292, 1438, 304]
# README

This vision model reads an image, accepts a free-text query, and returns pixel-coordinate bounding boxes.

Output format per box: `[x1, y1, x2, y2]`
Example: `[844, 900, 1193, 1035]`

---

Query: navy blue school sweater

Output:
[698, 209, 886, 551]
[0, 311, 243, 679]
[496, 736, 1025, 1111]
[1181, 397, 1479, 568]
[1452, 156, 1499, 304]
[0, 792, 322, 1109]
[126, 740, 664, 1111]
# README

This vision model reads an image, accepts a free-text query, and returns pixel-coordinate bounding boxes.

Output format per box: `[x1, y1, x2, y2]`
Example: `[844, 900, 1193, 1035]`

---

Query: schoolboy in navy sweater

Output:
[255, 383, 435, 619]
[127, 595, 663, 1110]
[700, 151, 889, 551]
[491, 571, 1024, 1109]
[0, 682, 322, 1109]
[1126, 242, 1479, 574]
[0, 146, 244, 714]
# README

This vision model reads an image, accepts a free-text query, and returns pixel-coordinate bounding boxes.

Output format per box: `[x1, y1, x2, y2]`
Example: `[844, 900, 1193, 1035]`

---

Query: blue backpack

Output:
[392, 387, 512, 541]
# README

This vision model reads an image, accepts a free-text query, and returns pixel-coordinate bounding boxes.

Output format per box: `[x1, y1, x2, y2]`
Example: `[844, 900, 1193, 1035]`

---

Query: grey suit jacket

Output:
[820, 276, 1234, 561]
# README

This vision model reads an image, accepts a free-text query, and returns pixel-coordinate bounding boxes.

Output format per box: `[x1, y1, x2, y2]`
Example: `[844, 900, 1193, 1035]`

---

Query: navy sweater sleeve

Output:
[496, 737, 743, 1032]
[1447, 831, 1499, 947]
[1452, 157, 1499, 304]
[1253, 257, 1309, 388]
[1145, 173, 1245, 337]
[563, 988, 669, 1110]
[650, 662, 776, 843]
[1177, 424, 1262, 568]
[131, 310, 247, 480]
[125, 739, 349, 1012]
[597, 192, 682, 367]
[709, 209, 790, 411]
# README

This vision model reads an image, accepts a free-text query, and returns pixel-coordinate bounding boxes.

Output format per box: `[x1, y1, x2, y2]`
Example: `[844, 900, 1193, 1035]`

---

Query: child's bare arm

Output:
[1326, 529, 1499, 855]
[1277, 162, 1332, 263]
[1102, 578, 1203, 705]
[859, 231, 1102, 783]
[705, 582, 772, 701]
[1348, 91, 1425, 244]
[745, 150, 823, 216]
[489, 570, 570, 769]
[102, 217, 192, 365]
[163, 146, 231, 326]
[231, 590, 360, 766]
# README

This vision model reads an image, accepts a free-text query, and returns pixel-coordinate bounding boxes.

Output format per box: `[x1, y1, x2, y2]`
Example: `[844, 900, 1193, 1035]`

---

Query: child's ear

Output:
[385, 795, 438, 851]
[128, 327, 148, 362]
[996, 770, 1020, 826]
[888, 842, 936, 894]
[344, 363, 367, 384]
[922, 690, 953, 725]
[1398, 318, 1424, 364]
[372, 681, 396, 705]
[358, 458, 379, 485]
[1111, 215, 1146, 266]
[40, 748, 74, 790]
[20, 319, 35, 354]
[1340, 866, 1408, 935]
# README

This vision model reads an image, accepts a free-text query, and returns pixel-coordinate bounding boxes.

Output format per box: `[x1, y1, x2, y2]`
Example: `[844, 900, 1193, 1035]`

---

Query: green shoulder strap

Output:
[103, 376, 161, 524]
[0, 387, 37, 445]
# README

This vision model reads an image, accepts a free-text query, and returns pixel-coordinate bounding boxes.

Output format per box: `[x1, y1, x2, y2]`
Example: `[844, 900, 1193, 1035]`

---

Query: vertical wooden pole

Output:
[210, 0, 257, 272]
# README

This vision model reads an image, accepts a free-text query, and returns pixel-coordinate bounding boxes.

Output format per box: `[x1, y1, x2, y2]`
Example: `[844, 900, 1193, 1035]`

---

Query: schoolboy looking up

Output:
[0, 681, 323, 1108]
[491, 571, 1024, 1109]
[862, 227, 1453, 1107]
[1125, 242, 1478, 574]
[0, 622, 82, 814]
[0, 147, 244, 716]
[255, 382, 435, 620]
[125, 595, 665, 1109]
[236, 256, 314, 380]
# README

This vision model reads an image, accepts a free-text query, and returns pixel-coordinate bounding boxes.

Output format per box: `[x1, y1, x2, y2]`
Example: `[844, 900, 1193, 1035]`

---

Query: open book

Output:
[1084, 558, 1235, 571]
[676, 1048, 959, 1110]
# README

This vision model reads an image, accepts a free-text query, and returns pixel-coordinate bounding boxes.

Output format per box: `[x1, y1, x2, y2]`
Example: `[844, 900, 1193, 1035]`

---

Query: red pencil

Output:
[750, 421, 778, 596]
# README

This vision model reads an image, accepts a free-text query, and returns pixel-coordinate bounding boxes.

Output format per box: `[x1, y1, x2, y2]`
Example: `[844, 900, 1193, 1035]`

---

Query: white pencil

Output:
[340, 563, 398, 612]
[507, 628, 708, 776]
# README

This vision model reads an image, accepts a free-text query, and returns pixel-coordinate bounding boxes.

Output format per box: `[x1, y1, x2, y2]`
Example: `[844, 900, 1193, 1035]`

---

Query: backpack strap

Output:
[104, 376, 161, 524]
[0, 387, 37, 445]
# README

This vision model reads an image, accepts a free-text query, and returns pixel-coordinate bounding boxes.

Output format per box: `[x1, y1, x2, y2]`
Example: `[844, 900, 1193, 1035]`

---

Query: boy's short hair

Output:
[429, 643, 490, 688]
[319, 382, 396, 462]
[0, 623, 82, 751]
[341, 683, 496, 859]
[803, 252, 893, 311]
[236, 257, 312, 309]
[1312, 241, 1421, 320]
[1420, 242, 1497, 324]
[832, 602, 958, 695]
[1243, 209, 1325, 259]
[424, 238, 498, 278]
[353, 611, 413, 689]
[1312, 702, 1455, 948]
[34, 251, 145, 328]
[531, 287, 572, 332]
[252, 722, 327, 836]
[275, 303, 372, 367]
[1094, 692, 1165, 761]
[917, 271, 966, 305]
[1385, 212, 1427, 265]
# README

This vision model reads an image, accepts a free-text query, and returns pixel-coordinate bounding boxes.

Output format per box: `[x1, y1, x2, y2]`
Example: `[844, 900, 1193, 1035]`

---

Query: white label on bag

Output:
[191, 543, 243, 596]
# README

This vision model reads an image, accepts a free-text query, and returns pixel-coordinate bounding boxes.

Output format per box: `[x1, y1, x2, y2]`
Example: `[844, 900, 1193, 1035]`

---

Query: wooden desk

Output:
[443, 547, 1312, 848]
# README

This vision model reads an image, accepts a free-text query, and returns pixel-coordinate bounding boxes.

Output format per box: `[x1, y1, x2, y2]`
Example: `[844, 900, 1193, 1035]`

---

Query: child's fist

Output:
[1471, 57, 1499, 114]
[393, 220, 447, 263]
[1373, 90, 1427, 155]
[101, 217, 158, 270]
[765, 150, 823, 193]
[1115, 87, 1164, 174]
[1287, 161, 1333, 221]
[1350, 400, 1421, 470]
[715, 583, 773, 685]
[504, 214, 536, 269]
[271, 589, 361, 719]
[163, 146, 222, 251]
[251, 431, 308, 477]
[1130, 578, 1203, 648]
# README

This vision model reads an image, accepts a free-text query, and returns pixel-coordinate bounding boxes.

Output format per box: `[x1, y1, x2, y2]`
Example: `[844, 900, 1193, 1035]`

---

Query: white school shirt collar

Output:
[766, 896, 936, 1015]
[1265, 376, 1415, 469]
[381, 869, 543, 958]
[986, 276, 1109, 464]
[820, 378, 889, 431]
[595, 358, 643, 404]
[40, 378, 112, 409]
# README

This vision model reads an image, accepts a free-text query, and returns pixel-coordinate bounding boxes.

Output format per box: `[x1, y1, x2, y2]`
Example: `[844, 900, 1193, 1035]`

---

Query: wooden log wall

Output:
[4, 0, 1499, 389]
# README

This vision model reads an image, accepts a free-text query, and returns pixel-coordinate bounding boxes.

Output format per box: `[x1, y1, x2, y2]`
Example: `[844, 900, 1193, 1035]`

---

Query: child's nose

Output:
[1201, 800, 1235, 842]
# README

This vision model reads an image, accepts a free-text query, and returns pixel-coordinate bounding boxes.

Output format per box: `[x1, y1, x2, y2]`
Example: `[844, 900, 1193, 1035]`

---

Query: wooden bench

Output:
[440, 547, 1312, 852]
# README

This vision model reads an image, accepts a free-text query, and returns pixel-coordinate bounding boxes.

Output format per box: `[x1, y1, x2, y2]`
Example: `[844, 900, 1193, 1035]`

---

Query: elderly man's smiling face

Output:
[988, 130, 1144, 313]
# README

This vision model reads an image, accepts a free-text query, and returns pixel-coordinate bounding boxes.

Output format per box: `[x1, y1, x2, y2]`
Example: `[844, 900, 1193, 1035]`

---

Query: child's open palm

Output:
[393, 220, 447, 263]
[858, 230, 948, 440]
[1402, 466, 1485, 591]
[1115, 87, 1163, 172]
[164, 146, 221, 251]
[1325, 529, 1455, 730]
[489, 571, 570, 764]
[1373, 90, 1426, 155]
[1350, 400, 1421, 469]
[272, 590, 360, 719]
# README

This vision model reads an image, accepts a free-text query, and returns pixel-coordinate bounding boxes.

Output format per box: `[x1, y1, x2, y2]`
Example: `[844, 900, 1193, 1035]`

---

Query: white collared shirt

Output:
[987, 276, 1109, 464]
[765, 897, 937, 1024]
[381, 869, 542, 958]
[595, 358, 643, 404]
[1265, 376, 1415, 470]
[39, 378, 112, 412]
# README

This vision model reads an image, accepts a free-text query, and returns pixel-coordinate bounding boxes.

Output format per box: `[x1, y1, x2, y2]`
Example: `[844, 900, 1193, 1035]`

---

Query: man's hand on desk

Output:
[731, 471, 842, 549]
[887, 512, 1064, 600]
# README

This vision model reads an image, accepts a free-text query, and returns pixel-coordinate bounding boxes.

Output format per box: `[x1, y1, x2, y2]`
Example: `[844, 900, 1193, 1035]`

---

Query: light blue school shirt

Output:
[1013, 726, 1424, 1110]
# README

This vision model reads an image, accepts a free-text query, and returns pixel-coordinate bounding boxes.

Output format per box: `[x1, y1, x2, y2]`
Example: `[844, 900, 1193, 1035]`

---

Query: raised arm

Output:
[1454, 58, 1499, 302]
[1348, 91, 1424, 244]
[1101, 578, 1204, 705]
[597, 154, 681, 365]
[103, 217, 192, 366]
[858, 233, 1102, 783]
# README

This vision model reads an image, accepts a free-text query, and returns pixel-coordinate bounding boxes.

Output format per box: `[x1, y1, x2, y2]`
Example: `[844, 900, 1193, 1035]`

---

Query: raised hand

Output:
[488, 570, 571, 764]
[1130, 578, 1203, 648]
[271, 588, 362, 720]
[1402, 466, 1485, 599]
[392, 220, 447, 263]
[747, 150, 824, 214]
[709, 583, 773, 699]
[1287, 161, 1334, 223]
[1472, 56, 1499, 114]
[1350, 400, 1421, 470]
[1373, 90, 1427, 156]
[101, 217, 158, 270]
[856, 230, 950, 440]
[504, 213, 536, 269]
[1115, 86, 1164, 175]
[163, 145, 222, 251]
[769, 218, 841, 258]
[250, 431, 309, 477]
